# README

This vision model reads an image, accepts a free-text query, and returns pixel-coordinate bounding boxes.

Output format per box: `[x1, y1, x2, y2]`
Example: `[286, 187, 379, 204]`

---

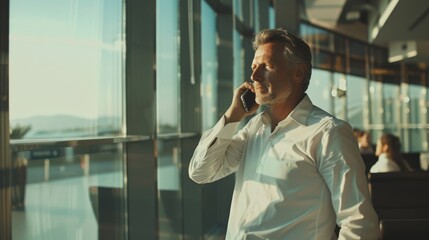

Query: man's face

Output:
[250, 42, 296, 106]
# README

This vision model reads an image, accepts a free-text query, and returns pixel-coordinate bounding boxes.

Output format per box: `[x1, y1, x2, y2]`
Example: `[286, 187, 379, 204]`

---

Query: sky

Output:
[9, 0, 123, 120]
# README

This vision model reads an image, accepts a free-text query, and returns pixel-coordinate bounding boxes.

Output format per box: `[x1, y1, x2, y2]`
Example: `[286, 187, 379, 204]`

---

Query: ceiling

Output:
[304, 0, 429, 64]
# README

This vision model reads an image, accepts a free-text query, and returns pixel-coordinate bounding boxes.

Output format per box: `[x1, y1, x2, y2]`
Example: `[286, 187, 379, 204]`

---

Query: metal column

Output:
[0, 0, 11, 239]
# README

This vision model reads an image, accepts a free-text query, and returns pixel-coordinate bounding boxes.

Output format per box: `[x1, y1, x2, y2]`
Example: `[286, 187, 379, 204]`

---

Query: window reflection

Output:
[157, 139, 182, 239]
[11, 143, 126, 240]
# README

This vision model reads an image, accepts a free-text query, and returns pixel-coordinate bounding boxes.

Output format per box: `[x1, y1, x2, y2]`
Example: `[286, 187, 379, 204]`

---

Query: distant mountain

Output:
[10, 114, 121, 139]
[11, 114, 92, 130]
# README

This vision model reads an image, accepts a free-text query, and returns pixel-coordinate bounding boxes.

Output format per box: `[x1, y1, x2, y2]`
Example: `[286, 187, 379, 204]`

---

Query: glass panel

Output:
[268, 5, 275, 28]
[234, 0, 243, 20]
[349, 41, 366, 60]
[9, 0, 124, 140]
[11, 143, 126, 240]
[408, 84, 424, 151]
[333, 55, 345, 73]
[369, 80, 383, 126]
[347, 75, 367, 129]
[157, 138, 182, 239]
[253, 0, 260, 31]
[307, 69, 333, 115]
[313, 51, 333, 70]
[349, 59, 366, 77]
[370, 46, 387, 67]
[201, 1, 218, 131]
[333, 73, 347, 121]
[409, 84, 422, 124]
[334, 35, 345, 55]
[300, 23, 317, 49]
[233, 30, 243, 88]
[382, 82, 400, 129]
[312, 27, 331, 51]
[156, 0, 180, 134]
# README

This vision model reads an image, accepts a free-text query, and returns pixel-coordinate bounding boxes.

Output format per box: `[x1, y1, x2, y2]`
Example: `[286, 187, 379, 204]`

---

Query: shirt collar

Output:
[378, 153, 389, 162]
[261, 94, 313, 127]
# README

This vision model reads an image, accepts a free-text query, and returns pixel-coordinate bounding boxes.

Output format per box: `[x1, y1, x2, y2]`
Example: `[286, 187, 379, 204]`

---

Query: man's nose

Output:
[251, 67, 262, 82]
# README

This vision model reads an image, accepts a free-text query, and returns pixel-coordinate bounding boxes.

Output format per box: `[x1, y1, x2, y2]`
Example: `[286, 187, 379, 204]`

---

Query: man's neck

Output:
[268, 94, 305, 131]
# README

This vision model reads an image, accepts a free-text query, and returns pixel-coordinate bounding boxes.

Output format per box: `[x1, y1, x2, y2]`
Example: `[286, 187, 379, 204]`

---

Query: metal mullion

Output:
[0, 0, 11, 239]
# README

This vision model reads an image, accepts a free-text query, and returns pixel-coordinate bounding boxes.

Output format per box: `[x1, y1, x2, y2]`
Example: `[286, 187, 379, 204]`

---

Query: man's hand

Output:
[224, 82, 260, 124]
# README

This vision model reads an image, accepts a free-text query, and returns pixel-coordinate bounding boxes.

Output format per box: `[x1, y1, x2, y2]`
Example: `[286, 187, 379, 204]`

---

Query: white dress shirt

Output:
[189, 95, 379, 240]
[370, 153, 401, 173]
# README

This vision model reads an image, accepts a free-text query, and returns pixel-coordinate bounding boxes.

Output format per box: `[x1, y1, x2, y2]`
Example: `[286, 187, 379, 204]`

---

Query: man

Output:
[189, 28, 379, 239]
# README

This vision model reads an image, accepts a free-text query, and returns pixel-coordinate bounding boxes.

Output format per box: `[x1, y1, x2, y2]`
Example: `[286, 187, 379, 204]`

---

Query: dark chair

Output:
[361, 153, 378, 176]
[380, 219, 429, 240]
[368, 172, 429, 220]
[369, 172, 429, 239]
[402, 152, 422, 171]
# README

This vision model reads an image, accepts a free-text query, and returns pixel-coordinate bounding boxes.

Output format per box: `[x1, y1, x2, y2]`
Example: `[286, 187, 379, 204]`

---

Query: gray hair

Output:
[252, 28, 312, 91]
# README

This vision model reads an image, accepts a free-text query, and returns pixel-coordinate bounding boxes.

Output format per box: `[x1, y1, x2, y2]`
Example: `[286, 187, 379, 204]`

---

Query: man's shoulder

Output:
[309, 105, 349, 128]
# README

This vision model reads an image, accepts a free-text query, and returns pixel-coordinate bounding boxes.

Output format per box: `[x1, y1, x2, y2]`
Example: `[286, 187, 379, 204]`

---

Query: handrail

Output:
[10, 135, 151, 152]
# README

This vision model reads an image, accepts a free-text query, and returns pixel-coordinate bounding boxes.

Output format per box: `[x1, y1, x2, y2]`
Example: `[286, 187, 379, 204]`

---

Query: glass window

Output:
[300, 24, 332, 51]
[233, 0, 243, 20]
[268, 5, 275, 28]
[201, 1, 218, 131]
[408, 84, 424, 151]
[9, 0, 124, 140]
[253, 0, 260, 31]
[313, 51, 333, 70]
[233, 30, 244, 88]
[380, 82, 400, 135]
[157, 139, 182, 239]
[334, 35, 345, 55]
[349, 41, 366, 59]
[307, 69, 333, 115]
[369, 80, 384, 126]
[333, 73, 347, 121]
[11, 143, 126, 240]
[156, 0, 180, 134]
[349, 59, 366, 77]
[347, 75, 367, 129]
[409, 84, 422, 124]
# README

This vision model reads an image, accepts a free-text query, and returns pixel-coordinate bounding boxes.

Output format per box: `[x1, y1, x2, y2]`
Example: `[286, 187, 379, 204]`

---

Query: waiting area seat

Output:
[368, 172, 429, 239]
[380, 219, 429, 240]
[368, 172, 429, 220]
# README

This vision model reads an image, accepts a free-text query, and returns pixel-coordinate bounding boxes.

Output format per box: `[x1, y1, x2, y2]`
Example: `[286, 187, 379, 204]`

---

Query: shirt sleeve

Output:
[188, 116, 247, 184]
[318, 122, 380, 240]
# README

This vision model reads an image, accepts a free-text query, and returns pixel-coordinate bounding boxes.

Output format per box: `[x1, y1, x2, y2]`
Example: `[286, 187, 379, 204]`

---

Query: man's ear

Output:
[294, 63, 306, 82]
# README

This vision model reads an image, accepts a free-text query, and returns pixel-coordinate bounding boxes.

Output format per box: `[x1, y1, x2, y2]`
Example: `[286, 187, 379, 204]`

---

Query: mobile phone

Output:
[240, 88, 256, 112]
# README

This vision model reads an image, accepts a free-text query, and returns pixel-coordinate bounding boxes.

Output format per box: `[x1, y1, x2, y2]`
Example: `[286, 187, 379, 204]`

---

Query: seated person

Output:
[370, 133, 411, 173]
